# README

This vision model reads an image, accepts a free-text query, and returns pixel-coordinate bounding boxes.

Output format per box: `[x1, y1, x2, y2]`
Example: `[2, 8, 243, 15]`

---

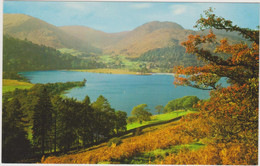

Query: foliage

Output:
[136, 45, 204, 70]
[131, 104, 152, 124]
[164, 96, 200, 113]
[3, 35, 105, 72]
[127, 116, 138, 124]
[43, 120, 196, 164]
[115, 111, 127, 134]
[2, 80, 128, 161]
[155, 105, 164, 114]
[158, 143, 257, 165]
[107, 137, 122, 147]
[32, 86, 53, 155]
[2, 98, 32, 163]
[3, 72, 29, 82]
[173, 8, 258, 163]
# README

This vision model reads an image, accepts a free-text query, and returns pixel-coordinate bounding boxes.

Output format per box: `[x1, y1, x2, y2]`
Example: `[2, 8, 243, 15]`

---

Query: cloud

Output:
[130, 3, 152, 9]
[170, 5, 187, 15]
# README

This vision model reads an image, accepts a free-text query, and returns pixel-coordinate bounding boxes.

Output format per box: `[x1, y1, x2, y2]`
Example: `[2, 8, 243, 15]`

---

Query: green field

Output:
[127, 110, 196, 130]
[2, 79, 33, 93]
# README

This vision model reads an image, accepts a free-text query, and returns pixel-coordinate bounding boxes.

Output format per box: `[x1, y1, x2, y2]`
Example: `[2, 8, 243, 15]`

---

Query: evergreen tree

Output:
[79, 96, 94, 147]
[2, 98, 32, 163]
[32, 86, 52, 155]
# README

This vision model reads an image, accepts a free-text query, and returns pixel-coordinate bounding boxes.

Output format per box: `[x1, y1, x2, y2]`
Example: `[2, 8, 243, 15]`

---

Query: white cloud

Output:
[170, 5, 187, 15]
[130, 3, 152, 9]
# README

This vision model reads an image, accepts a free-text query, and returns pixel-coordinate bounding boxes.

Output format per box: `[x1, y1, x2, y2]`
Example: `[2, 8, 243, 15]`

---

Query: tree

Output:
[50, 95, 63, 153]
[32, 86, 52, 155]
[174, 8, 258, 145]
[164, 96, 199, 113]
[127, 116, 138, 124]
[79, 96, 94, 147]
[56, 98, 79, 152]
[2, 98, 32, 163]
[114, 111, 127, 135]
[92, 95, 116, 139]
[131, 104, 152, 124]
[155, 105, 164, 114]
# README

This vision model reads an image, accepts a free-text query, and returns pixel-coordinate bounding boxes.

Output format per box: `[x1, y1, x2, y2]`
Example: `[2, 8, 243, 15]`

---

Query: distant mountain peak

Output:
[135, 21, 184, 33]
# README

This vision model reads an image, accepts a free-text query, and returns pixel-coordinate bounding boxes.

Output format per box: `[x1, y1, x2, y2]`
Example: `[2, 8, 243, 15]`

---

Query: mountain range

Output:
[3, 13, 245, 58]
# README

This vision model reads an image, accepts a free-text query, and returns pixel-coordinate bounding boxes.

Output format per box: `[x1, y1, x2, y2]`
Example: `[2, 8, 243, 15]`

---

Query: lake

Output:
[20, 71, 210, 115]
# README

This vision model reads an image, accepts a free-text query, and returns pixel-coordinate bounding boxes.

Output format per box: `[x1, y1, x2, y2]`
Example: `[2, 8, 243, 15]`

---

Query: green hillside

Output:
[3, 35, 104, 72]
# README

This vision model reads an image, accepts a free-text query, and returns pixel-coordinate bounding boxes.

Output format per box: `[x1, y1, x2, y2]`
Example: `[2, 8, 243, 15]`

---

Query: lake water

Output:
[20, 71, 210, 115]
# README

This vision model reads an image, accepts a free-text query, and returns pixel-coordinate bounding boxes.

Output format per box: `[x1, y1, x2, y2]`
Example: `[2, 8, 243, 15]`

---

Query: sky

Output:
[3, 1, 260, 33]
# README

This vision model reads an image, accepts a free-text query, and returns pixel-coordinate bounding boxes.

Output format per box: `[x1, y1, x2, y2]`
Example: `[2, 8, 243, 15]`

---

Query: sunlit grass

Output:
[127, 110, 196, 130]
[58, 48, 83, 56]
[2, 79, 33, 93]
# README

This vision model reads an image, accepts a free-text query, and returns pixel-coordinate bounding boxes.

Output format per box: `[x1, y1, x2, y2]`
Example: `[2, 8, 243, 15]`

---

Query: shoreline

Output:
[68, 69, 173, 76]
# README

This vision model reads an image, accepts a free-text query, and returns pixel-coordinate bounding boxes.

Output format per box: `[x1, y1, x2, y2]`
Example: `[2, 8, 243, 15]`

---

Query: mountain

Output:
[60, 21, 190, 57]
[60, 21, 245, 58]
[59, 26, 128, 49]
[3, 14, 101, 54]
[4, 14, 246, 60]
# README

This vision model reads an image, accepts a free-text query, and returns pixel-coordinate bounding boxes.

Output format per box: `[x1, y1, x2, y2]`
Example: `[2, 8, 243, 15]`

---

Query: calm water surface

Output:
[20, 71, 210, 115]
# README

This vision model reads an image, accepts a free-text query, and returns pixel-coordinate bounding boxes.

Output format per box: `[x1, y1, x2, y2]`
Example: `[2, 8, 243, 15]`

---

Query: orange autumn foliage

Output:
[43, 119, 204, 164]
[158, 143, 258, 165]
[171, 8, 258, 165]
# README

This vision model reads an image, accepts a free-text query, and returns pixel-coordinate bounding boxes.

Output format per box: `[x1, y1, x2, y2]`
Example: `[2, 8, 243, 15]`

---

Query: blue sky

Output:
[3, 1, 259, 33]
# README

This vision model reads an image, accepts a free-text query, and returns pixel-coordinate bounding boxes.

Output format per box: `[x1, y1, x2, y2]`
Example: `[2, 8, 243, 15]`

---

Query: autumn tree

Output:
[174, 8, 258, 146]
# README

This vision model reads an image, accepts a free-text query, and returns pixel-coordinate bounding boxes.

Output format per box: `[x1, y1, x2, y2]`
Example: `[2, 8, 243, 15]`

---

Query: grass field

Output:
[2, 79, 33, 93]
[127, 110, 195, 130]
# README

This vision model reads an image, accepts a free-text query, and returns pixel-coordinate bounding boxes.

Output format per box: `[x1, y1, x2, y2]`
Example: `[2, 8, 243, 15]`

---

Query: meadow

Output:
[127, 110, 195, 130]
[2, 79, 33, 93]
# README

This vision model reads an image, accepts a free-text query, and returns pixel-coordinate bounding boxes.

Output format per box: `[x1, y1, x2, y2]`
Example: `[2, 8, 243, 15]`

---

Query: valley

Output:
[3, 13, 245, 74]
[2, 5, 258, 165]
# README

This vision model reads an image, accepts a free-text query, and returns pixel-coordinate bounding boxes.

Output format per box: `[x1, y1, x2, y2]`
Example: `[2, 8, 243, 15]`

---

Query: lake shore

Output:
[70, 69, 144, 75]
[68, 69, 172, 75]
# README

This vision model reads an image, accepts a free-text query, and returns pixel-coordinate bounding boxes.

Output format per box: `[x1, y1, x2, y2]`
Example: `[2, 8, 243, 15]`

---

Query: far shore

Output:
[68, 69, 173, 75]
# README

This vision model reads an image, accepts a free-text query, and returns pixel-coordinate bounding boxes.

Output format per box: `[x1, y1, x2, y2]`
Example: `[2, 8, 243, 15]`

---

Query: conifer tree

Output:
[2, 98, 32, 163]
[32, 86, 52, 155]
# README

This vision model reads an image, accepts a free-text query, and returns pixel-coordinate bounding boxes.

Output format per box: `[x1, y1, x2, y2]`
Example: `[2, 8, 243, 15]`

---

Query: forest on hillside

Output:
[3, 35, 105, 72]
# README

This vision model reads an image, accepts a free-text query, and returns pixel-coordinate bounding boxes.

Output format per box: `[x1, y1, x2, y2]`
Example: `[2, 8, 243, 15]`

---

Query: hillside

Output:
[60, 21, 246, 58]
[4, 14, 247, 71]
[59, 26, 128, 49]
[3, 35, 104, 72]
[3, 14, 101, 54]
[43, 116, 198, 164]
